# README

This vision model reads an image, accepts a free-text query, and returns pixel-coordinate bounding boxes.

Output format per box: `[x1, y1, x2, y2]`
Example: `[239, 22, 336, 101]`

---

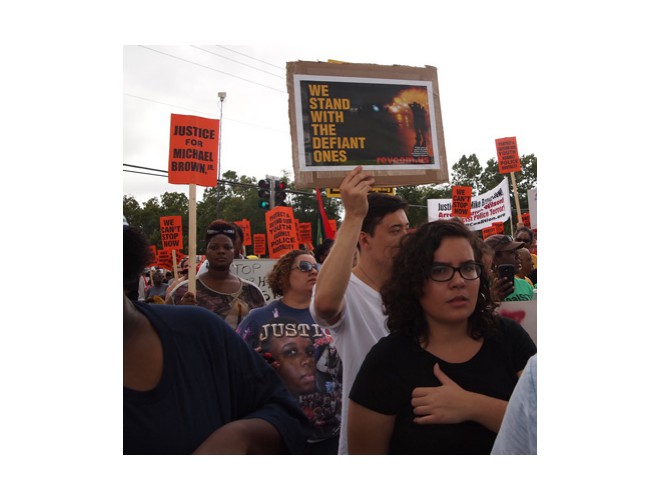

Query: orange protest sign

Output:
[451, 186, 472, 218]
[522, 213, 531, 227]
[482, 226, 498, 239]
[147, 245, 158, 267]
[156, 249, 173, 270]
[233, 219, 252, 246]
[493, 222, 505, 234]
[253, 234, 267, 256]
[168, 114, 219, 187]
[160, 216, 183, 250]
[265, 207, 299, 259]
[299, 222, 313, 245]
[495, 137, 521, 174]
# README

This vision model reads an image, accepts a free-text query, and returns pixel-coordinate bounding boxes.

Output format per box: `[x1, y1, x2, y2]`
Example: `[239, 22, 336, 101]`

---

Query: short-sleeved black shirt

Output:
[349, 317, 536, 454]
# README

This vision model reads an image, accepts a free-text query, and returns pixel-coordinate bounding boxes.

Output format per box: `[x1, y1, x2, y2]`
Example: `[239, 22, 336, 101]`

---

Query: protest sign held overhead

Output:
[451, 186, 472, 218]
[233, 219, 252, 246]
[428, 179, 511, 231]
[266, 207, 299, 259]
[159, 216, 183, 250]
[253, 234, 266, 256]
[495, 137, 521, 175]
[287, 61, 448, 188]
[168, 114, 219, 187]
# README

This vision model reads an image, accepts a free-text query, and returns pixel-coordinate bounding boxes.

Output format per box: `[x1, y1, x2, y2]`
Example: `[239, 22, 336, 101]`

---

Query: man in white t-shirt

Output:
[310, 166, 409, 454]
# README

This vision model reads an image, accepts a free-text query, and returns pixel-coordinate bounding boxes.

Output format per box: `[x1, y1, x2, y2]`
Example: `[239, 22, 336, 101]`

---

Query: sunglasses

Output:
[515, 237, 531, 244]
[294, 261, 320, 273]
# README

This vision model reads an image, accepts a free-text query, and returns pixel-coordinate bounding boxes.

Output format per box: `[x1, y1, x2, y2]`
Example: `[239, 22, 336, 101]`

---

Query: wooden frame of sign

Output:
[287, 61, 449, 189]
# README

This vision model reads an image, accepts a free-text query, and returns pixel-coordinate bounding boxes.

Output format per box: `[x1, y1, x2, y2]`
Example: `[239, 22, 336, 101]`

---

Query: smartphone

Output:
[497, 264, 515, 284]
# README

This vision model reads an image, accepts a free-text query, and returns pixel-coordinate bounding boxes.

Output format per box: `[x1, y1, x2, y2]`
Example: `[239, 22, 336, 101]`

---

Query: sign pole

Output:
[188, 184, 197, 295]
[510, 171, 522, 230]
[171, 250, 178, 280]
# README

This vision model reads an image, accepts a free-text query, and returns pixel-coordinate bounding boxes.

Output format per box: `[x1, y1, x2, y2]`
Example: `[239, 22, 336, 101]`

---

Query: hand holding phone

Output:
[497, 264, 515, 284]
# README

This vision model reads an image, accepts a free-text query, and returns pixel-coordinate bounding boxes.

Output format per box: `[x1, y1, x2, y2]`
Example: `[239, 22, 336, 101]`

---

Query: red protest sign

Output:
[168, 114, 219, 187]
[493, 222, 505, 234]
[328, 220, 337, 234]
[266, 207, 299, 258]
[482, 225, 498, 239]
[495, 137, 521, 174]
[233, 219, 252, 246]
[521, 213, 531, 227]
[156, 249, 173, 270]
[253, 234, 266, 256]
[147, 245, 158, 267]
[451, 186, 472, 218]
[299, 222, 313, 245]
[160, 216, 183, 250]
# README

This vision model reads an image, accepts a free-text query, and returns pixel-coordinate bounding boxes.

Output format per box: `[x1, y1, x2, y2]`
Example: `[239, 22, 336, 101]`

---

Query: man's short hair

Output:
[362, 193, 408, 235]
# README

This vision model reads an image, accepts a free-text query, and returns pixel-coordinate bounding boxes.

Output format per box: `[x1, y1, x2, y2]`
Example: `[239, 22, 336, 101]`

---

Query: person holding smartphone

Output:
[484, 234, 534, 301]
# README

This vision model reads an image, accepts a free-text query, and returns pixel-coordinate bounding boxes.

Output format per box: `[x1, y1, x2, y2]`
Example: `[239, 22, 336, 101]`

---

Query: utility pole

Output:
[216, 91, 226, 219]
[267, 175, 276, 210]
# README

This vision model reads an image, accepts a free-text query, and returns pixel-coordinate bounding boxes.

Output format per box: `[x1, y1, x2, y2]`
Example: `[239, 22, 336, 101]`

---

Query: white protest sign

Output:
[527, 187, 537, 229]
[497, 299, 537, 346]
[198, 258, 278, 303]
[427, 178, 511, 231]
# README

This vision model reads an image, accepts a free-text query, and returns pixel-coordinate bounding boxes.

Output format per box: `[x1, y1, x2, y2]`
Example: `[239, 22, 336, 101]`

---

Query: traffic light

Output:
[275, 180, 287, 207]
[257, 179, 270, 210]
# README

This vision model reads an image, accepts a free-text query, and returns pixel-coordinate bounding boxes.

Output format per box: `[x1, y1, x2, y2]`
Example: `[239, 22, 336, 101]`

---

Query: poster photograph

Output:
[287, 61, 448, 188]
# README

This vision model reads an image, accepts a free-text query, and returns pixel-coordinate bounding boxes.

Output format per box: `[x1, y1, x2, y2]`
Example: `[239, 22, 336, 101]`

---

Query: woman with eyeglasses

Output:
[168, 220, 265, 329]
[237, 249, 342, 454]
[347, 219, 536, 454]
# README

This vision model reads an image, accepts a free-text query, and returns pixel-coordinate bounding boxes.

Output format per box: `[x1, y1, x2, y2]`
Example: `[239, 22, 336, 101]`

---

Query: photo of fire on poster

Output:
[287, 61, 448, 189]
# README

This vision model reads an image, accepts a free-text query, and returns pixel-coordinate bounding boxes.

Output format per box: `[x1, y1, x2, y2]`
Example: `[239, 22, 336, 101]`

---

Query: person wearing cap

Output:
[168, 219, 265, 329]
[484, 234, 534, 301]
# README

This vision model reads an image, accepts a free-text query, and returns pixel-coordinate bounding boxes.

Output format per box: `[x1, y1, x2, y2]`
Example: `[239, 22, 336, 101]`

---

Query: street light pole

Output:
[216, 92, 227, 219]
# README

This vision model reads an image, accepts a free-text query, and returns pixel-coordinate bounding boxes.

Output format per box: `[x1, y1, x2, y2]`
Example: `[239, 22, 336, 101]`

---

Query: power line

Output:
[123, 93, 289, 133]
[215, 46, 286, 70]
[138, 45, 286, 93]
[123, 164, 316, 196]
[191, 45, 285, 79]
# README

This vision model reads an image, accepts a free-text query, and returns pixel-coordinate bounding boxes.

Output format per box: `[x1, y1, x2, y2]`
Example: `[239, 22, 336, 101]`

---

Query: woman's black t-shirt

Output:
[349, 317, 537, 454]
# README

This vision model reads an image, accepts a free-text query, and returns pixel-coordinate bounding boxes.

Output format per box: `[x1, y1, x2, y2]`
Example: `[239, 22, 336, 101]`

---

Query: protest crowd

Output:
[124, 167, 537, 455]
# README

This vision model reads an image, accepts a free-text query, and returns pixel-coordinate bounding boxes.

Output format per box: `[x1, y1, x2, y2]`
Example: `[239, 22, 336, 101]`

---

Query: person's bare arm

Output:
[313, 166, 374, 324]
[192, 418, 282, 454]
[347, 401, 396, 454]
[411, 364, 507, 433]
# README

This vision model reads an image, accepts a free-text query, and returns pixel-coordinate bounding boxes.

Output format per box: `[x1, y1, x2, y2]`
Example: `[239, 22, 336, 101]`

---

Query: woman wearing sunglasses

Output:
[347, 219, 536, 454]
[237, 249, 342, 454]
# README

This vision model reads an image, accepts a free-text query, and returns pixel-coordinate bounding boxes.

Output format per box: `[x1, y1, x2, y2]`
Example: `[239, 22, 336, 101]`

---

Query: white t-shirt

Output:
[310, 272, 389, 455]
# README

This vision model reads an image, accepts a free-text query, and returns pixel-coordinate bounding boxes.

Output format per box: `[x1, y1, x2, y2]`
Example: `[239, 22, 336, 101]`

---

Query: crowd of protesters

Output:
[124, 167, 537, 455]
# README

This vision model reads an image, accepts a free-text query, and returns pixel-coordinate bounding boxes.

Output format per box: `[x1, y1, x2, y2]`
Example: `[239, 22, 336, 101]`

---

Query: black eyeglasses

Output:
[294, 261, 320, 273]
[429, 262, 482, 282]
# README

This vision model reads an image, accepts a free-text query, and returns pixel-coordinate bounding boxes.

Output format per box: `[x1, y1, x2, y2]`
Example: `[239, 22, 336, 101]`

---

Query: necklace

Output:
[356, 265, 380, 290]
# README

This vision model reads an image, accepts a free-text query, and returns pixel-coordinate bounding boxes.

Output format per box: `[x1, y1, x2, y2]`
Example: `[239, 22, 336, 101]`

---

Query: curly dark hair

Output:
[381, 219, 499, 345]
[267, 249, 312, 297]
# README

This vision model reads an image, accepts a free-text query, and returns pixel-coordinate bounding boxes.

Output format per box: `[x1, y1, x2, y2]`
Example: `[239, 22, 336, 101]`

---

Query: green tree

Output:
[450, 154, 484, 193]
[396, 183, 451, 228]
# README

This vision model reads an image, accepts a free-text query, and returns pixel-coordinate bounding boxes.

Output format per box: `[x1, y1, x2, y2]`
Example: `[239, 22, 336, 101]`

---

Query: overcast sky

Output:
[123, 44, 543, 204]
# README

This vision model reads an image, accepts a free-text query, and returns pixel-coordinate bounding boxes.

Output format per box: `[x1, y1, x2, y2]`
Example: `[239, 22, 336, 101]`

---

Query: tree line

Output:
[123, 154, 536, 254]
